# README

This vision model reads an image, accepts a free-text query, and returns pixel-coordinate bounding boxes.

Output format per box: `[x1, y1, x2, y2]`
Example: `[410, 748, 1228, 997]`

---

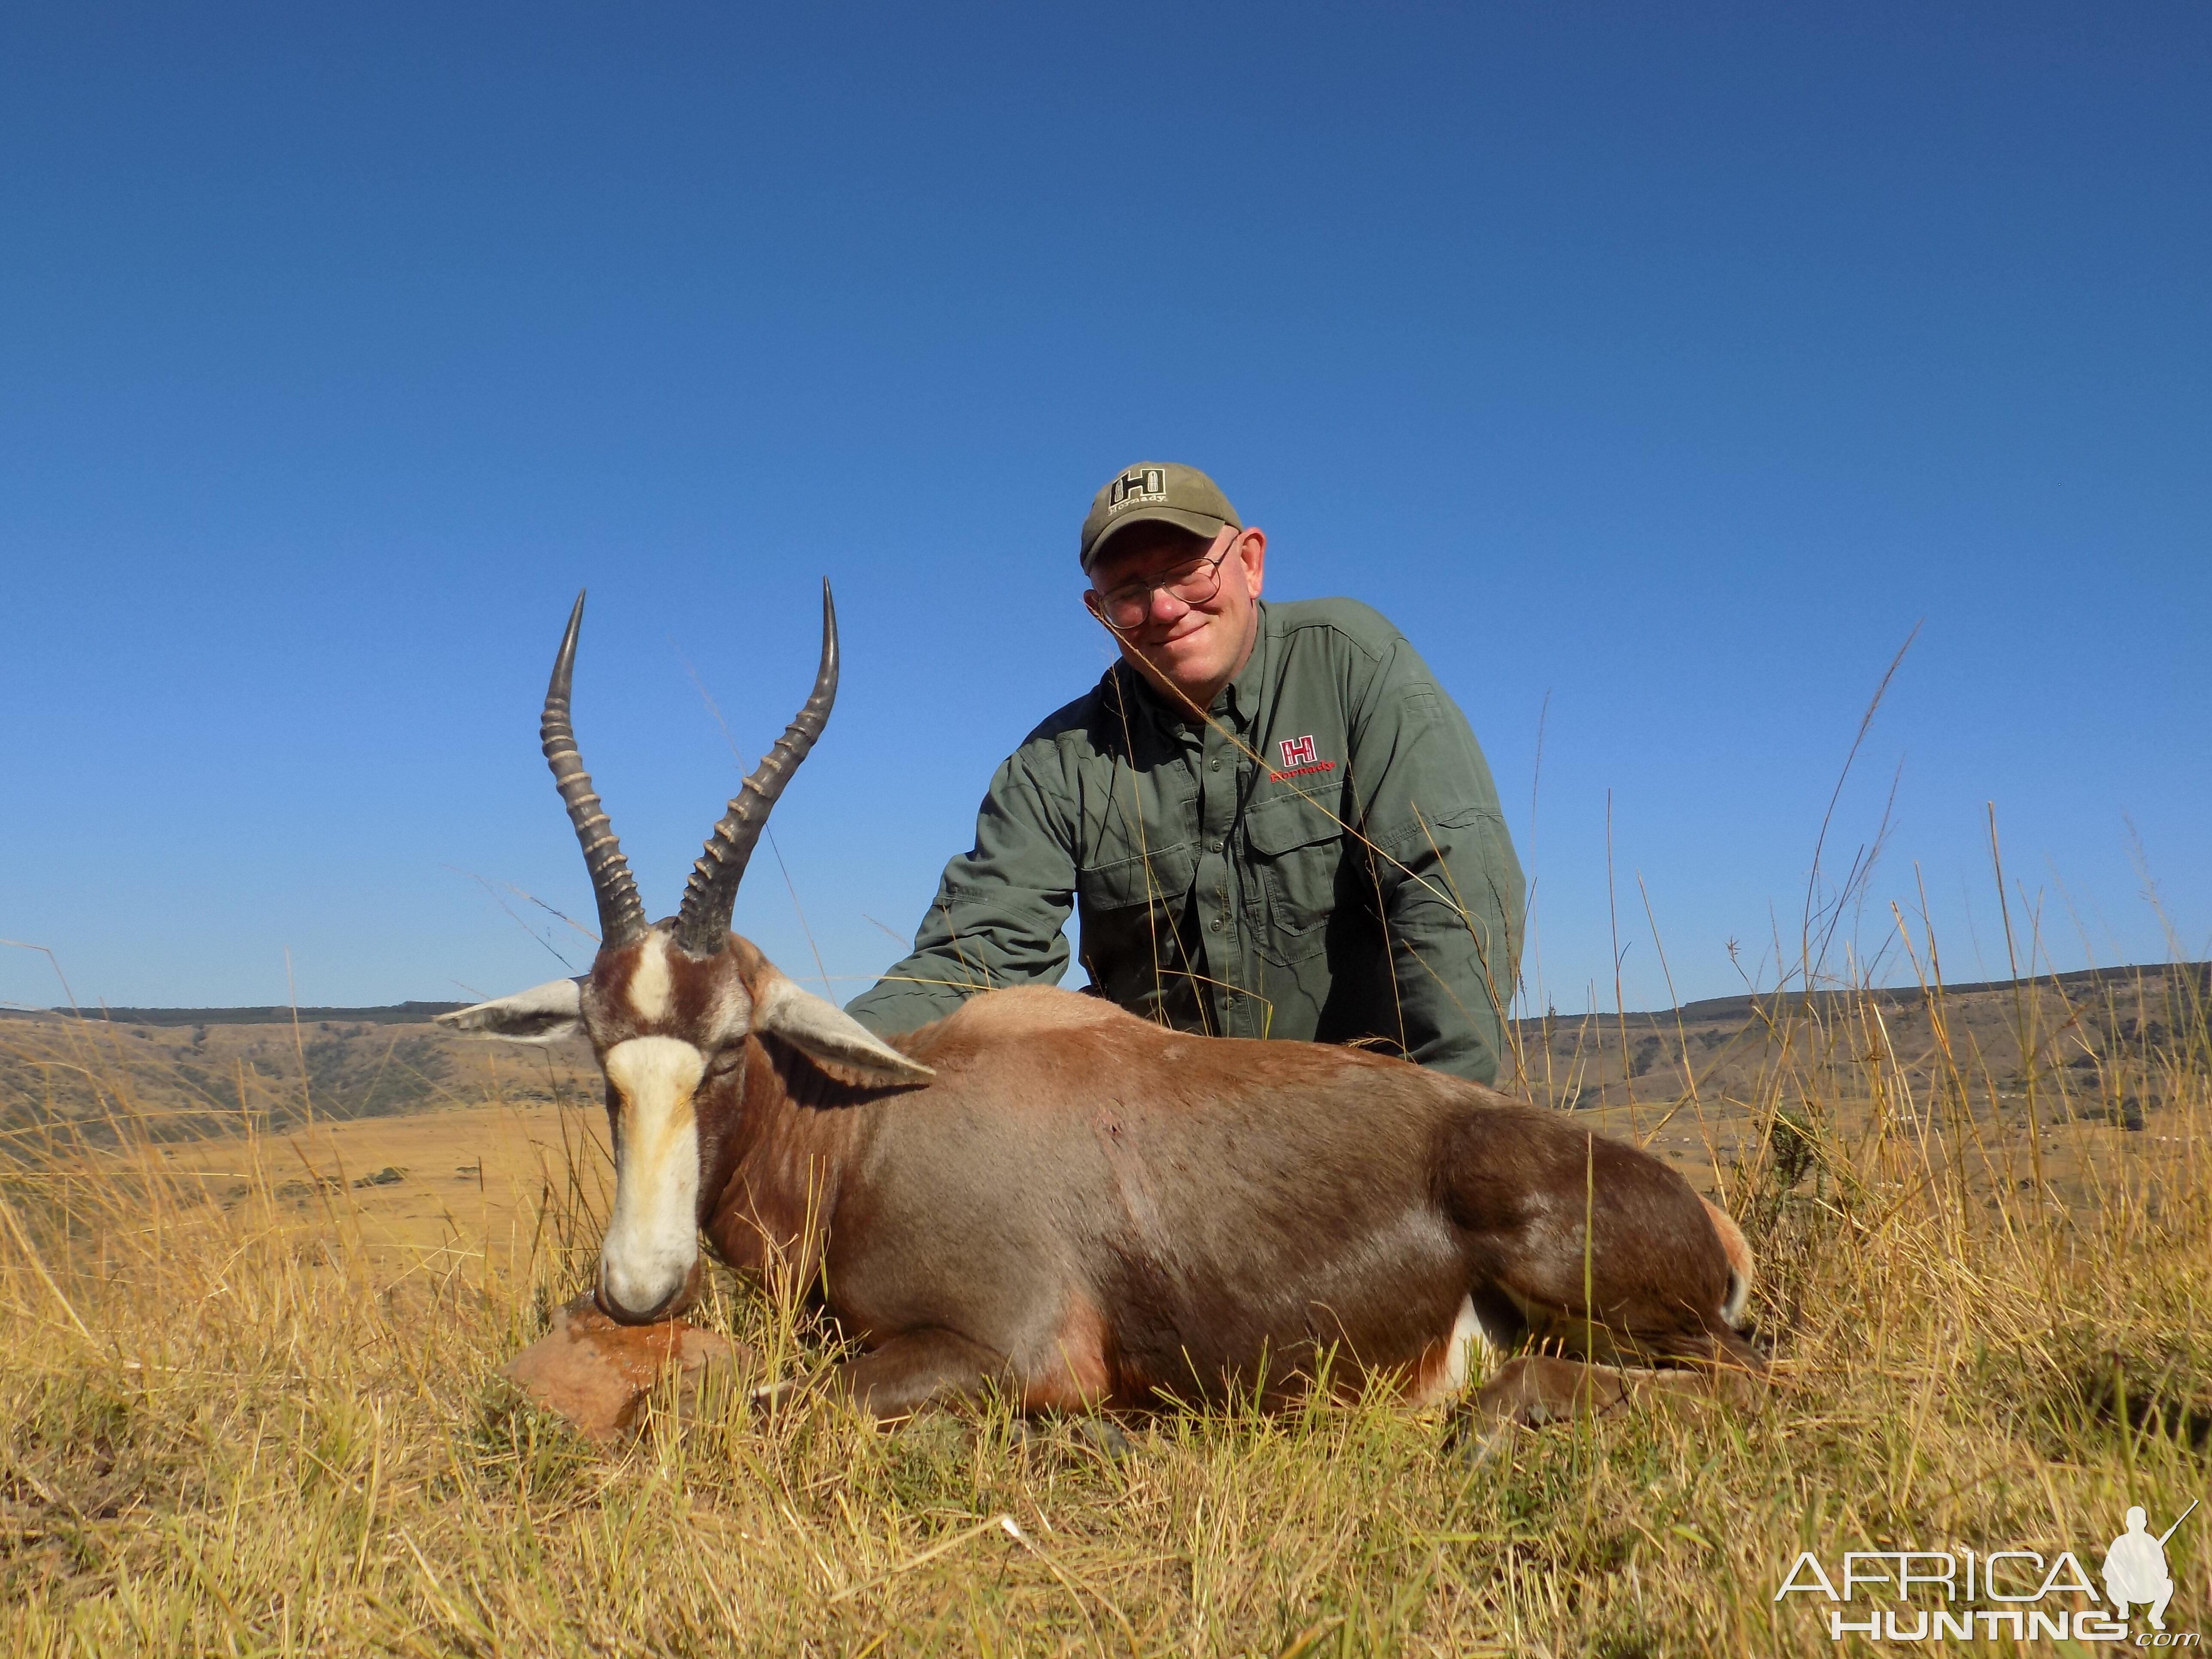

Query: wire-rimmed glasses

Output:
[1085, 543, 1235, 630]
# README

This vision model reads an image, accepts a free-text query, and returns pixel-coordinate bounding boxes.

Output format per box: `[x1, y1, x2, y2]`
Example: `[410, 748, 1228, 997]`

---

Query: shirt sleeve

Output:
[843, 744, 1078, 1035]
[1346, 638, 1526, 1083]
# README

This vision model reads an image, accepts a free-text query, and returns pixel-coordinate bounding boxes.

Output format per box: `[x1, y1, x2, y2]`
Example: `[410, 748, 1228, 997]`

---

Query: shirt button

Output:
[1209, 918, 1223, 932]
[1210, 759, 1221, 771]
[1209, 839, 1222, 852]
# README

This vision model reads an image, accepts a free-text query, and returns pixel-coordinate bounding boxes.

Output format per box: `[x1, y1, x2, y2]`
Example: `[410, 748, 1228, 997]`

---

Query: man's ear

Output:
[437, 977, 584, 1043]
[1235, 526, 1266, 600]
[753, 977, 935, 1086]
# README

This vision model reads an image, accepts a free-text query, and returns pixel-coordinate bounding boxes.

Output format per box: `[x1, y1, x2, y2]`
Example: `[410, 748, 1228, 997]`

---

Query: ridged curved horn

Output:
[542, 591, 650, 952]
[673, 580, 838, 957]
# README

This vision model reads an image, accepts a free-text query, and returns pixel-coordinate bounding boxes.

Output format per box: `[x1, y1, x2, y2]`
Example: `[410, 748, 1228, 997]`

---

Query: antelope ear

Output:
[437, 977, 585, 1043]
[754, 977, 934, 1086]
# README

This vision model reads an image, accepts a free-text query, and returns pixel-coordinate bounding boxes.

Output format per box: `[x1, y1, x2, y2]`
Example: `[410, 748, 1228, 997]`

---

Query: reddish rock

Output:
[501, 1294, 747, 1445]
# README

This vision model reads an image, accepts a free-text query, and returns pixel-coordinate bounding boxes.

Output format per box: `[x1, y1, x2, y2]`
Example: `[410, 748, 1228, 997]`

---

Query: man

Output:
[847, 461, 1525, 1084]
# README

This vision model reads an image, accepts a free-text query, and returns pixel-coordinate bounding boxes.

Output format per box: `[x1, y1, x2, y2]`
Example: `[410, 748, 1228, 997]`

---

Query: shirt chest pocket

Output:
[1077, 842, 1197, 913]
[1243, 796, 1343, 950]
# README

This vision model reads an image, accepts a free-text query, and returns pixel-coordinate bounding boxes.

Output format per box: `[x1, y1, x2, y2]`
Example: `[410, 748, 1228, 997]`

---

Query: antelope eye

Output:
[706, 1048, 744, 1076]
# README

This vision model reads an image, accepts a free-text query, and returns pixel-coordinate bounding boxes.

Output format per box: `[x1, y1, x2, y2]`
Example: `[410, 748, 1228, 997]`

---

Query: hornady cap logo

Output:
[1106, 468, 1167, 514]
[1774, 1498, 2197, 1644]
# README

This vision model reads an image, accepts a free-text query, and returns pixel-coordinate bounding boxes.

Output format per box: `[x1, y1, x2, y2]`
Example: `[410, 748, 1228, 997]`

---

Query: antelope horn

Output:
[673, 580, 838, 957]
[541, 591, 650, 952]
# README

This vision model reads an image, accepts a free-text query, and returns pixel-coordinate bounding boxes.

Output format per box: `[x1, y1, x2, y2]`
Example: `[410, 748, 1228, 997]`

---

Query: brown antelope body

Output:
[445, 589, 1759, 1422]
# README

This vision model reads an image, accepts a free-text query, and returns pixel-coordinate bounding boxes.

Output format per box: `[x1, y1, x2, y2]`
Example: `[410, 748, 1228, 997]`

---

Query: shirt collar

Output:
[1217, 600, 1273, 732]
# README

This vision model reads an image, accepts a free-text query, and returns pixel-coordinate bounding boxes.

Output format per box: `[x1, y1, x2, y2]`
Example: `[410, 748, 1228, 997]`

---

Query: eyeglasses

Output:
[1085, 541, 1236, 630]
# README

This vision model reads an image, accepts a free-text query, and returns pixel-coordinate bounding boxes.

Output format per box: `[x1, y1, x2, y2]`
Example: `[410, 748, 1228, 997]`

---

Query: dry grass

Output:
[2, 954, 2208, 1657]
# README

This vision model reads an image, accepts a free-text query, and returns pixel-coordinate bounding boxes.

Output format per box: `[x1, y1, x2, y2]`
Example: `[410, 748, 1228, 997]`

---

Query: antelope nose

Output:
[595, 1256, 703, 1326]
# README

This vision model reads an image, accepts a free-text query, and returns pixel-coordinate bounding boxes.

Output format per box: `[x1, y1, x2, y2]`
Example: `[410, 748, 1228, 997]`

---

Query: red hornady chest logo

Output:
[1279, 735, 1318, 768]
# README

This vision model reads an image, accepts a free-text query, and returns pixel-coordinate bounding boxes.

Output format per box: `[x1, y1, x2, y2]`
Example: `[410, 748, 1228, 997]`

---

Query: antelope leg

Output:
[831, 1328, 1010, 1422]
[1457, 1354, 1765, 1441]
[1469, 1355, 1636, 1427]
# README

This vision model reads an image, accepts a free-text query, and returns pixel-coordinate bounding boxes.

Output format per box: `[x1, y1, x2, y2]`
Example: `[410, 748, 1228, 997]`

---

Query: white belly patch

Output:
[1443, 1293, 1489, 1391]
[1409, 1294, 1494, 1407]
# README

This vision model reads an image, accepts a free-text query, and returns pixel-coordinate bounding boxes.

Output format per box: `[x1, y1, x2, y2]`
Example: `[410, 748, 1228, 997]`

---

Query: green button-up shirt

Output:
[845, 598, 1525, 1082]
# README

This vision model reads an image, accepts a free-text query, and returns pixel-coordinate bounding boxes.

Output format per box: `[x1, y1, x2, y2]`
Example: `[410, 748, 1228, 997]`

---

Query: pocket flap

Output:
[1078, 842, 1196, 908]
[1243, 795, 1342, 857]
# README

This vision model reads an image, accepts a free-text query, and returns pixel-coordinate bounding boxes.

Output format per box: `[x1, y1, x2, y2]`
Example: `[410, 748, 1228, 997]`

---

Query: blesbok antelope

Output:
[444, 587, 1760, 1425]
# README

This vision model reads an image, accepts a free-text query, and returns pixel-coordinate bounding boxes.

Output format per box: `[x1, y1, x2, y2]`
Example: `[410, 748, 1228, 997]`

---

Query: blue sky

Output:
[3, 3, 2206, 1017]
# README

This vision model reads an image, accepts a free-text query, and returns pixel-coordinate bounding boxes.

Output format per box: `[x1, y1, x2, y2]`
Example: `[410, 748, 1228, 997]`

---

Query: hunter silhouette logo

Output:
[1774, 1499, 2198, 1643]
[2106, 1501, 2196, 1632]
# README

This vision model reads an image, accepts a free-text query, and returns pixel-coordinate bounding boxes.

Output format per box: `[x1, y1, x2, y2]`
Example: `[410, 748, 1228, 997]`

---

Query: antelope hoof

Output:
[1067, 1416, 1132, 1461]
[1442, 1405, 1521, 1466]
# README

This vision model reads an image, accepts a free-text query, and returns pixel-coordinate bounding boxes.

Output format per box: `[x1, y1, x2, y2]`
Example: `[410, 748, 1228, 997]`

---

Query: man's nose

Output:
[1146, 584, 1191, 623]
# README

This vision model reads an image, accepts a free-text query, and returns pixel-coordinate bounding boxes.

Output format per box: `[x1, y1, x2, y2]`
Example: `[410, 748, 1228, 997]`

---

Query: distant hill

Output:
[1508, 960, 2207, 1123]
[1580, 961, 2212, 1028]
[6, 960, 2200, 1033]
[0, 999, 596, 1143]
[0, 1000, 469, 1027]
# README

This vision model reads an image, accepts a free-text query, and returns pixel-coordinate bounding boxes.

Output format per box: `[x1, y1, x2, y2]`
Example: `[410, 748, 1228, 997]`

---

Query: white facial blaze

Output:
[599, 1036, 706, 1316]
[626, 937, 675, 1022]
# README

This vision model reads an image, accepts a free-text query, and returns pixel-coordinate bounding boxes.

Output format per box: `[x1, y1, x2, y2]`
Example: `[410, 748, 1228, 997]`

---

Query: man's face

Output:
[1085, 523, 1267, 708]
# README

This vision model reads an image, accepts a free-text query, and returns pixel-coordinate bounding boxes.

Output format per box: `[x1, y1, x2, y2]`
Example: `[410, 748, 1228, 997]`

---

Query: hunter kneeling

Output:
[847, 461, 1523, 1085]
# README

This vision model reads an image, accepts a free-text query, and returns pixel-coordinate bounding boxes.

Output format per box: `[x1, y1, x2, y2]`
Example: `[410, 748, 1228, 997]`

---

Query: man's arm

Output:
[844, 747, 1078, 1035]
[1349, 639, 1526, 1084]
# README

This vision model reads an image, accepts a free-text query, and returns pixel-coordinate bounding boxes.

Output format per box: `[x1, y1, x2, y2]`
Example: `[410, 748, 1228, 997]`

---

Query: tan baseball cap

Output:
[1079, 462, 1242, 571]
